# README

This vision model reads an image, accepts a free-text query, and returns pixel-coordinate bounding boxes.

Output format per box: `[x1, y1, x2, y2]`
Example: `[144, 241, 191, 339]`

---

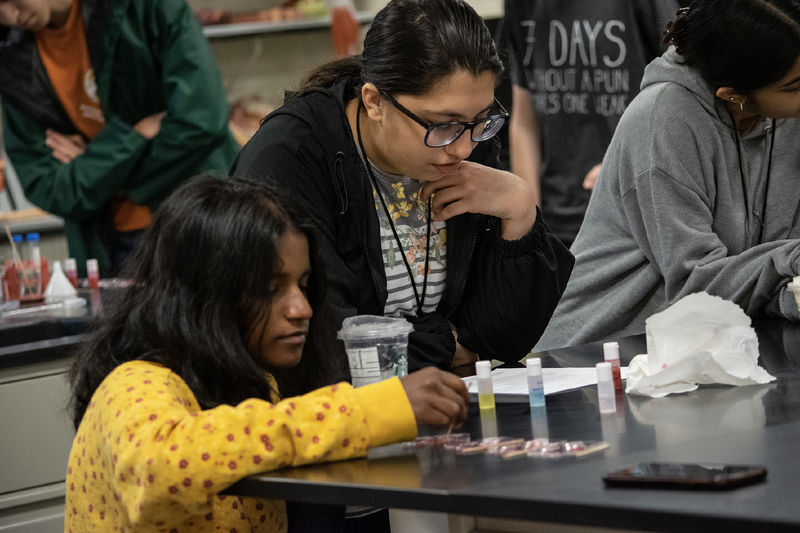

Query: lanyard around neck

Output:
[356, 102, 432, 316]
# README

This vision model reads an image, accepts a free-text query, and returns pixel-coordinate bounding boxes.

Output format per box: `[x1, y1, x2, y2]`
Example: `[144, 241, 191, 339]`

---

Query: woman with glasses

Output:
[231, 0, 573, 375]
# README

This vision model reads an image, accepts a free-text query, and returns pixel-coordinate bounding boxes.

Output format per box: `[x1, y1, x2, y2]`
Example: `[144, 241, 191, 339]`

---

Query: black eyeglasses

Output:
[379, 90, 509, 148]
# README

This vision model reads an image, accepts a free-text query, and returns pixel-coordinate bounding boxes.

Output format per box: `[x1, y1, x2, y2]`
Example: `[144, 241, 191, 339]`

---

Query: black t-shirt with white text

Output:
[501, 0, 678, 243]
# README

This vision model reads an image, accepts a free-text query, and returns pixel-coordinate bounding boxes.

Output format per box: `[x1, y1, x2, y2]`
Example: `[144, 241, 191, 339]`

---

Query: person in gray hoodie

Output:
[537, 0, 800, 350]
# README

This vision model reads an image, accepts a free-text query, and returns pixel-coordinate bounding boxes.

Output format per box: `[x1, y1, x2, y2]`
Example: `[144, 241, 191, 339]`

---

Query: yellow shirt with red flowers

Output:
[64, 360, 416, 532]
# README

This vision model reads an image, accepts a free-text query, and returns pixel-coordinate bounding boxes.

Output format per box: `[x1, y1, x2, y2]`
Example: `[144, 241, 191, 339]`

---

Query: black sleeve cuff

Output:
[407, 312, 457, 372]
[495, 207, 548, 258]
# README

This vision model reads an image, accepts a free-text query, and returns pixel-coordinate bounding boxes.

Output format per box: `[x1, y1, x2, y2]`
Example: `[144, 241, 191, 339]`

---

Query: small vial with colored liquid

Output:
[596, 362, 616, 414]
[64, 258, 78, 289]
[25, 233, 42, 296]
[476, 360, 495, 410]
[526, 357, 545, 408]
[86, 258, 99, 289]
[603, 341, 623, 393]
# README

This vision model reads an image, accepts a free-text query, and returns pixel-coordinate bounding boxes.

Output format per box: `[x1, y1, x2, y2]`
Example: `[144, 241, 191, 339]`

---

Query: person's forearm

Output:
[509, 85, 542, 205]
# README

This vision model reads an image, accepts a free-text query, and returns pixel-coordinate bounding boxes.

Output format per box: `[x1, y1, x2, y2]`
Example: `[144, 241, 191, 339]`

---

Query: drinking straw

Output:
[4, 226, 22, 270]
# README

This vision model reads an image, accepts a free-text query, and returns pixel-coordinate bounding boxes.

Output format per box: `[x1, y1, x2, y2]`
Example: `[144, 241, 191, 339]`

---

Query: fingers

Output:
[440, 369, 471, 408]
[401, 367, 470, 427]
[419, 177, 454, 202]
[582, 163, 602, 190]
[50, 149, 72, 164]
[65, 133, 86, 150]
[433, 199, 470, 222]
[134, 111, 167, 139]
[420, 394, 464, 427]
[425, 178, 477, 222]
[429, 189, 464, 222]
[46, 130, 87, 163]
[452, 342, 479, 368]
[421, 163, 527, 222]
[432, 373, 469, 421]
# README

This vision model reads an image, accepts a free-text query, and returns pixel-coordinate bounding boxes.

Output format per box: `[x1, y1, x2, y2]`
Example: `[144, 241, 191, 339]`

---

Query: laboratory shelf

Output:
[202, 10, 374, 38]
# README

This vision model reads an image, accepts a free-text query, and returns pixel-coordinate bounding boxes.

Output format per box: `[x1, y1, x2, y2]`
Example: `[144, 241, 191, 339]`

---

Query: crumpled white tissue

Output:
[625, 292, 775, 398]
[44, 260, 78, 304]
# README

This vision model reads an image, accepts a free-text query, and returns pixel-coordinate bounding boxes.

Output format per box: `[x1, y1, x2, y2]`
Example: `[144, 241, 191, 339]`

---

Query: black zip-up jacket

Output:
[231, 79, 574, 371]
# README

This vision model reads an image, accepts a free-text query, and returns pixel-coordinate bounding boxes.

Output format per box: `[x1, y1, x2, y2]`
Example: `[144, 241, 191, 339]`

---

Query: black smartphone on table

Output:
[602, 462, 767, 490]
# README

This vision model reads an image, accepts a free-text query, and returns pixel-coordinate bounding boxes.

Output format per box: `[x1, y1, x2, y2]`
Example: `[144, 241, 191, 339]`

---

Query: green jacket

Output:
[0, 0, 238, 276]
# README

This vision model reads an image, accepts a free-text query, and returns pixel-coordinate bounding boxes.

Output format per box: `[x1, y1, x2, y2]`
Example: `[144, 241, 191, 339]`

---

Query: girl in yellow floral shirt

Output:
[64, 176, 469, 532]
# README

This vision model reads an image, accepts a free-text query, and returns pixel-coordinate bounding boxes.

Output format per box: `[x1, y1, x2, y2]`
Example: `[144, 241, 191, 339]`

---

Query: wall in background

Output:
[190, 0, 502, 108]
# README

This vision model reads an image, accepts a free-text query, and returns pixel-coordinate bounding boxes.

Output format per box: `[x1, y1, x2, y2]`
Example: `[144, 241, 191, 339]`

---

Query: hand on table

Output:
[400, 366, 469, 428]
[420, 161, 537, 240]
[45, 130, 86, 163]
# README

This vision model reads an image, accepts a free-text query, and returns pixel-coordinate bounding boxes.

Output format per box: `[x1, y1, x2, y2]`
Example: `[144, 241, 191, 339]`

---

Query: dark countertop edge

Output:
[226, 476, 796, 532]
[225, 476, 452, 512]
[0, 333, 85, 370]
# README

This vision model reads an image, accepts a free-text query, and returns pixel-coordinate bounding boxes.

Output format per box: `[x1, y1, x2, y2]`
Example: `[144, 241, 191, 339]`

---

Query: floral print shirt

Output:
[369, 162, 447, 316]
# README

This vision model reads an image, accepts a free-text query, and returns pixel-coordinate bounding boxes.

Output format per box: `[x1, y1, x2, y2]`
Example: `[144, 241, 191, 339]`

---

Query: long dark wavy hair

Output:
[664, 0, 800, 93]
[296, 0, 504, 98]
[67, 176, 344, 429]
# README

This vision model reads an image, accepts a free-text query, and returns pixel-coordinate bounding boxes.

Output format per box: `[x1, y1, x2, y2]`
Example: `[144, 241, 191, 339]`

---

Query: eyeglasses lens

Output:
[425, 116, 506, 147]
[473, 117, 505, 141]
[427, 124, 464, 147]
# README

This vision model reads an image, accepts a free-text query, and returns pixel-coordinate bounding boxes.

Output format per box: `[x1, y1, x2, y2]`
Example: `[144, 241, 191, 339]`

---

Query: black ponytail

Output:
[293, 0, 503, 98]
[663, 0, 800, 93]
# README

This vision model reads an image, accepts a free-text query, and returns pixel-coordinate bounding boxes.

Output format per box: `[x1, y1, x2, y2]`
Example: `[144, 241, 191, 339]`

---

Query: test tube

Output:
[25, 233, 42, 296]
[603, 341, 623, 393]
[479, 407, 498, 439]
[530, 405, 549, 441]
[476, 360, 495, 410]
[86, 258, 99, 289]
[526, 357, 545, 408]
[596, 362, 616, 414]
[11, 234, 22, 298]
[64, 258, 78, 288]
[11, 234, 22, 263]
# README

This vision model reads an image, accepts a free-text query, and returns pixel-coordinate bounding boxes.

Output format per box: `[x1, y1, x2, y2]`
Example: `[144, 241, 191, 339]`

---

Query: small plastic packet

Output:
[404, 435, 445, 448]
[500, 445, 529, 460]
[483, 437, 525, 454]
[405, 432, 470, 449]
[495, 439, 528, 460]
[440, 433, 471, 450]
[454, 440, 490, 455]
[524, 439, 609, 459]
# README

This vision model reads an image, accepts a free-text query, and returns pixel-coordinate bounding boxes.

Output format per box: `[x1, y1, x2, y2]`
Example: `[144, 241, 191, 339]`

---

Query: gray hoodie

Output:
[536, 48, 800, 350]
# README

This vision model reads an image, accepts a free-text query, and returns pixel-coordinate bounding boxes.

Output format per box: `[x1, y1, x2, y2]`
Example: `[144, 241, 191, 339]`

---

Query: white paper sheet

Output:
[462, 367, 629, 396]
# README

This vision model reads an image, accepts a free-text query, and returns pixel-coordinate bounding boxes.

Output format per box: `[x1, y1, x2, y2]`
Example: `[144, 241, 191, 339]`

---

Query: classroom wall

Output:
[192, 0, 502, 108]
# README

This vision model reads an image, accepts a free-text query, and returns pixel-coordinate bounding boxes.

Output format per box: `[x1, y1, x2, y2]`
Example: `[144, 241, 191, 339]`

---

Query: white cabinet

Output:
[0, 357, 75, 532]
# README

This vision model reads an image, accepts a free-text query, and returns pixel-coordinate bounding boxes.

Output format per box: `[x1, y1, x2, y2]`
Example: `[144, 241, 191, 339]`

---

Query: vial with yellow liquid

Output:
[475, 360, 495, 410]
